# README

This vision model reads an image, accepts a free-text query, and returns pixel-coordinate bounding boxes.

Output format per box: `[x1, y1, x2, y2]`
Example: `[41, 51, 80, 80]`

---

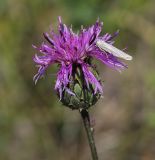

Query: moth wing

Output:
[96, 40, 132, 61]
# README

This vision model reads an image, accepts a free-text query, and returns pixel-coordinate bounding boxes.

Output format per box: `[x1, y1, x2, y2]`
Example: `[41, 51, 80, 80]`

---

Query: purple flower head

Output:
[33, 17, 132, 107]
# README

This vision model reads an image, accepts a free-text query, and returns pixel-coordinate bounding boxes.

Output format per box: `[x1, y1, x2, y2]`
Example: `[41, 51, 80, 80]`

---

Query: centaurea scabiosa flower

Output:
[33, 17, 132, 109]
[33, 17, 133, 160]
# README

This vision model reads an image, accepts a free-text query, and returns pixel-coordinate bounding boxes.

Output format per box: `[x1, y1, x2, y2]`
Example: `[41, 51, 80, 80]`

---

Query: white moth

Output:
[96, 39, 132, 60]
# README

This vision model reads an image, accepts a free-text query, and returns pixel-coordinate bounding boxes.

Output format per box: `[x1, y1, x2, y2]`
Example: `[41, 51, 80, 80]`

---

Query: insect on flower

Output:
[96, 39, 132, 60]
[33, 17, 132, 109]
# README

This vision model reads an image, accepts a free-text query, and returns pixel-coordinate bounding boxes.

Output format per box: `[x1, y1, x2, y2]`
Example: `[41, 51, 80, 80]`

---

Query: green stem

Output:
[79, 109, 98, 160]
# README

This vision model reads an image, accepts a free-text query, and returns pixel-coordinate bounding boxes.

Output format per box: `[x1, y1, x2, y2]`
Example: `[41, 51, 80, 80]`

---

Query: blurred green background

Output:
[0, 0, 155, 159]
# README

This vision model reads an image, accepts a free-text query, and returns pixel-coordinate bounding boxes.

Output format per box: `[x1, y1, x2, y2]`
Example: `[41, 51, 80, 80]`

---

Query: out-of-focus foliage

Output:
[0, 0, 155, 159]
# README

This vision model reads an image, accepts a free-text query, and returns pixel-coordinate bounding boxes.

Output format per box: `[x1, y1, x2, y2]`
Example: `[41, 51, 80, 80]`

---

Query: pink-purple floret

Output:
[33, 17, 127, 97]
